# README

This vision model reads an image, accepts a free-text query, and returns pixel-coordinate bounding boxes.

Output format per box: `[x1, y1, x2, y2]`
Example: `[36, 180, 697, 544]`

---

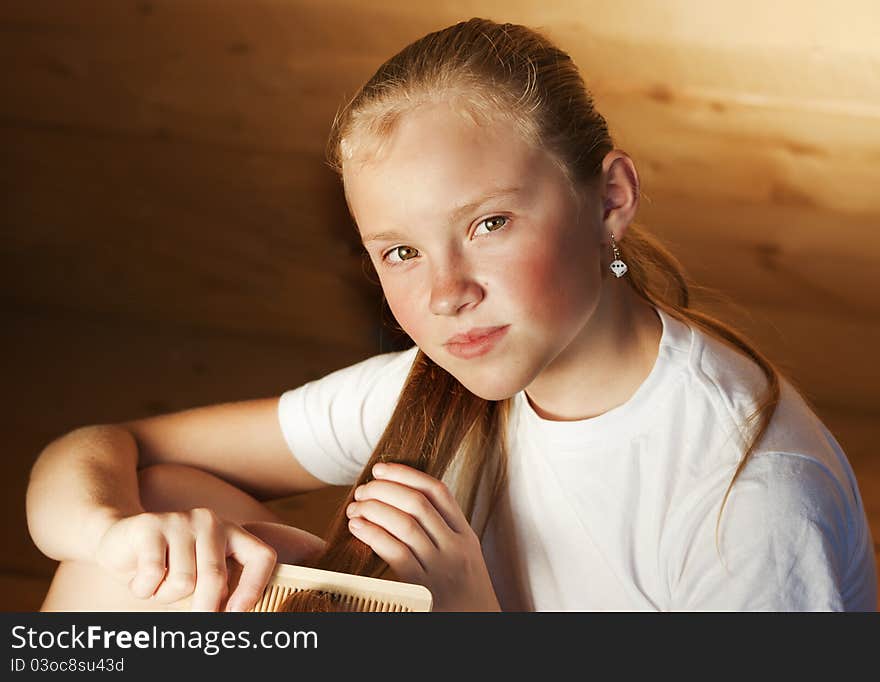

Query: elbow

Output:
[25, 424, 137, 560]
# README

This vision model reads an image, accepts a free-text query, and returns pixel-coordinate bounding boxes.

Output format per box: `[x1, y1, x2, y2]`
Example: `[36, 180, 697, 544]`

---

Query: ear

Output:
[598, 150, 640, 244]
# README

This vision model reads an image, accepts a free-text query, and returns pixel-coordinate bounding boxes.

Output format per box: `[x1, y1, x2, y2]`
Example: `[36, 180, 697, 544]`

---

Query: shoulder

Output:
[668, 453, 850, 611]
[650, 310, 779, 440]
[667, 450, 875, 610]
[278, 344, 420, 448]
[677, 321, 870, 553]
[275, 345, 421, 485]
[737, 451, 852, 540]
[647, 313, 875, 609]
[680, 319, 849, 472]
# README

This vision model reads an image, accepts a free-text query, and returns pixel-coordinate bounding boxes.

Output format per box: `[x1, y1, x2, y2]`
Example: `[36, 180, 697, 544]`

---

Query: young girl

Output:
[27, 18, 877, 612]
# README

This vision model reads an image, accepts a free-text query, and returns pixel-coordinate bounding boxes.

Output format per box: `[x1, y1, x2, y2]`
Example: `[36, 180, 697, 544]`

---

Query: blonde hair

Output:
[283, 17, 784, 610]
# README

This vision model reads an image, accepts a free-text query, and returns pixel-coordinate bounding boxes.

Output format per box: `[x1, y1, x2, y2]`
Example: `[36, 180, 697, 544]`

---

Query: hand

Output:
[93, 508, 282, 612]
[345, 462, 501, 612]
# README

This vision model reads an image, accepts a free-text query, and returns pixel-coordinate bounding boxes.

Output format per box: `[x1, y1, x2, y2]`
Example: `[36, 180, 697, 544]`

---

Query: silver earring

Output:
[609, 233, 628, 278]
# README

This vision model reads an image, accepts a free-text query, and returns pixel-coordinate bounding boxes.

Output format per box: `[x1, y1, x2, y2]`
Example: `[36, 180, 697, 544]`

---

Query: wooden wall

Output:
[2, 0, 878, 609]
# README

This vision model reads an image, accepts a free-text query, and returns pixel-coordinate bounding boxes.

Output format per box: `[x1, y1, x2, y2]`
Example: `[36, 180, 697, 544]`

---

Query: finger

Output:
[348, 517, 425, 583]
[129, 533, 168, 600]
[371, 462, 468, 533]
[189, 522, 229, 612]
[223, 527, 277, 612]
[152, 529, 197, 604]
[347, 498, 437, 567]
[354, 480, 450, 549]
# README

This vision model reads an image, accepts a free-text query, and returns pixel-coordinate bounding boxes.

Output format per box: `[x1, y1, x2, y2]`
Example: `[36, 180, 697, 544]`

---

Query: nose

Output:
[428, 260, 483, 316]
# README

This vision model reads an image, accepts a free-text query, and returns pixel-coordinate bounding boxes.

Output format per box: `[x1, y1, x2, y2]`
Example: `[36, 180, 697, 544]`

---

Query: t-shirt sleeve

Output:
[667, 452, 876, 611]
[277, 346, 419, 486]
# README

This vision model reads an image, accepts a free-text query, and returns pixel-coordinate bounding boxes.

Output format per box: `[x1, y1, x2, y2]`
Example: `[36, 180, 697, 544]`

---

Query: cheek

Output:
[381, 278, 425, 336]
[502, 253, 553, 311]
[503, 235, 597, 322]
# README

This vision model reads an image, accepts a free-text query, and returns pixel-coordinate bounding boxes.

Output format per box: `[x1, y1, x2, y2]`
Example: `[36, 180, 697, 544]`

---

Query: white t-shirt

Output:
[278, 307, 877, 611]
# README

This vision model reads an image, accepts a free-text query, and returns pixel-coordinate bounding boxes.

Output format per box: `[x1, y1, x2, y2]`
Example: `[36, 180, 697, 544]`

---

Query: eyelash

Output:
[380, 215, 510, 266]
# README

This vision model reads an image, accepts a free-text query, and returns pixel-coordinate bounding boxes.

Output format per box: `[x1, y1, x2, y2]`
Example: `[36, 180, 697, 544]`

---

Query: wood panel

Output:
[2, 126, 379, 350]
[0, 0, 414, 153]
[2, 0, 878, 212]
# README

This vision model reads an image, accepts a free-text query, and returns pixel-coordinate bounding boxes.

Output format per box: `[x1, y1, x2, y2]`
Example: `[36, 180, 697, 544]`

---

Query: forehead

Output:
[342, 103, 564, 228]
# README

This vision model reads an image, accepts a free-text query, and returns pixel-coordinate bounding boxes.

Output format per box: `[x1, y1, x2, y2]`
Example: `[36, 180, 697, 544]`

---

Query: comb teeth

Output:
[253, 585, 412, 612]
[245, 563, 432, 613]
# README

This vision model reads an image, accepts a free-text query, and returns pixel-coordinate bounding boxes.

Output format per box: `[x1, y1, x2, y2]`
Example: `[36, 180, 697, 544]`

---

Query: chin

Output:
[451, 368, 527, 402]
[421, 348, 531, 401]
[468, 386, 518, 402]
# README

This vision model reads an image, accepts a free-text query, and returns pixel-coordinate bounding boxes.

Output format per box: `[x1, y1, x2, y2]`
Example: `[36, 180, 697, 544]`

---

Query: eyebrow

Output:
[360, 186, 522, 244]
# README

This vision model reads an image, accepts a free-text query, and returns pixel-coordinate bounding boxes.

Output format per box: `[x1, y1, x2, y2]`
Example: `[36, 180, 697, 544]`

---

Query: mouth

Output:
[443, 325, 510, 360]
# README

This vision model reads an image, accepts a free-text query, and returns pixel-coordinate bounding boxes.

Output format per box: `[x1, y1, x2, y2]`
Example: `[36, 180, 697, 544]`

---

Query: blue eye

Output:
[384, 245, 418, 264]
[474, 215, 508, 236]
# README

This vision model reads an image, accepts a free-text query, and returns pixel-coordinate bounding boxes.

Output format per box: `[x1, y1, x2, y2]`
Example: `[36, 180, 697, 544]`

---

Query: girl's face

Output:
[343, 102, 605, 400]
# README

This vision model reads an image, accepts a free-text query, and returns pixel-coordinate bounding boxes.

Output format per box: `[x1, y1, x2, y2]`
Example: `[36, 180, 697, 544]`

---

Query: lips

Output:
[445, 325, 508, 345]
[443, 325, 510, 360]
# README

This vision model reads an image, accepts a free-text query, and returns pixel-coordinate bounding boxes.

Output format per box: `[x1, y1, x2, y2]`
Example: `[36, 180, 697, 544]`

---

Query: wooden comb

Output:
[171, 562, 433, 612]
[249, 563, 433, 612]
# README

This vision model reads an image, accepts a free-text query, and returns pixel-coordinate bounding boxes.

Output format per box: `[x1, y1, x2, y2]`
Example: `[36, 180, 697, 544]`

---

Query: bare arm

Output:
[120, 397, 326, 502]
[26, 397, 327, 565]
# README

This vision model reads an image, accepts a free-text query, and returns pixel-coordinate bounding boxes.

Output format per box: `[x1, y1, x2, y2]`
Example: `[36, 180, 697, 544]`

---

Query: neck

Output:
[524, 279, 662, 422]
